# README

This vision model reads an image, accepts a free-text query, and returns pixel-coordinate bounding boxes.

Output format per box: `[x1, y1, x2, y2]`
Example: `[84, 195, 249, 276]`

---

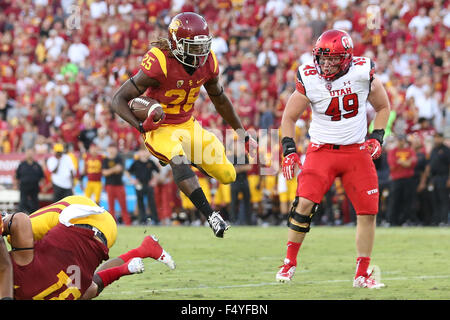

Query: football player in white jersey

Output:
[276, 29, 390, 288]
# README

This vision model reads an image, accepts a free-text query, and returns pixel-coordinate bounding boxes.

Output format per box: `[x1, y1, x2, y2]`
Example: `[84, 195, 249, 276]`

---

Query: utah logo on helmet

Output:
[341, 35, 353, 50]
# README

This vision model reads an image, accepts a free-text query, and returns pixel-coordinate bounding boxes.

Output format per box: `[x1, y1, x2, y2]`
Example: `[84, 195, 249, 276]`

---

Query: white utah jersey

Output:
[296, 57, 375, 145]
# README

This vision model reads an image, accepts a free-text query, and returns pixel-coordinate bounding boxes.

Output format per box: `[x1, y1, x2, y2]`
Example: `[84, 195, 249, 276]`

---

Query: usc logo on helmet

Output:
[169, 19, 181, 34]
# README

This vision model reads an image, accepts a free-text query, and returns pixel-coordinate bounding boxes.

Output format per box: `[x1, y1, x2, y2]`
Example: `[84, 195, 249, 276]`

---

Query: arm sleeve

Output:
[369, 59, 375, 83]
[296, 69, 306, 95]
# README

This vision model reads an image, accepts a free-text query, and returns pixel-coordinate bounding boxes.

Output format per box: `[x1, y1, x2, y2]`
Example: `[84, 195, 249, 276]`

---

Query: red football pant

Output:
[297, 143, 379, 215]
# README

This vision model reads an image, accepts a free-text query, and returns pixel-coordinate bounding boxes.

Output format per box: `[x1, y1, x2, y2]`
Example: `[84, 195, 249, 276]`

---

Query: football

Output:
[129, 96, 164, 122]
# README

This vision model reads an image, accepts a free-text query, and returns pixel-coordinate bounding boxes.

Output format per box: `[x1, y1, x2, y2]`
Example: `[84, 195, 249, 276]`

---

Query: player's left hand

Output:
[364, 138, 382, 160]
[365, 129, 384, 160]
[282, 152, 301, 180]
[245, 133, 258, 158]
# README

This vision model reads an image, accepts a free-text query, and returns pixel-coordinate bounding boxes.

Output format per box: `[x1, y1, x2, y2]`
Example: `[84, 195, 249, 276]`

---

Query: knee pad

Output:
[287, 196, 319, 233]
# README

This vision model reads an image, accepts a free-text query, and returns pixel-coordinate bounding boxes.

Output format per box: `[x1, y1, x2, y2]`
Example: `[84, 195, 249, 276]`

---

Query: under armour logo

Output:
[344, 81, 351, 86]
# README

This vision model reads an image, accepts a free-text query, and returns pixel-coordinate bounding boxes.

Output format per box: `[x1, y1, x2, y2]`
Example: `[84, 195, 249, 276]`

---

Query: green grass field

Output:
[97, 225, 450, 300]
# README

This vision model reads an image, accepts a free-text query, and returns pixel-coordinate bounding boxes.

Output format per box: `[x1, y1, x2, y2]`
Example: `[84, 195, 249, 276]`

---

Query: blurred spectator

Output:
[387, 135, 418, 226]
[126, 149, 160, 225]
[20, 122, 38, 152]
[102, 142, 132, 225]
[211, 31, 229, 60]
[229, 143, 252, 225]
[419, 133, 450, 226]
[256, 39, 278, 73]
[93, 126, 112, 155]
[374, 149, 390, 225]
[15, 148, 44, 214]
[154, 163, 175, 225]
[67, 34, 90, 65]
[410, 134, 433, 225]
[0, 91, 12, 121]
[408, 7, 431, 38]
[81, 143, 104, 204]
[78, 116, 98, 154]
[90, 0, 108, 20]
[46, 143, 75, 202]
[45, 29, 65, 61]
[228, 70, 249, 101]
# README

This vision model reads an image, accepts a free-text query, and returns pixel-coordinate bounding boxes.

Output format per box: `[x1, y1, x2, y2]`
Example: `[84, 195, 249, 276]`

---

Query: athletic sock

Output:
[188, 188, 214, 218]
[96, 263, 131, 288]
[286, 241, 301, 266]
[355, 256, 371, 278]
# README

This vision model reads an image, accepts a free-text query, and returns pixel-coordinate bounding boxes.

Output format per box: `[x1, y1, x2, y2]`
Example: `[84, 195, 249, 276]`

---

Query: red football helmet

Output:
[312, 29, 354, 81]
[168, 12, 212, 69]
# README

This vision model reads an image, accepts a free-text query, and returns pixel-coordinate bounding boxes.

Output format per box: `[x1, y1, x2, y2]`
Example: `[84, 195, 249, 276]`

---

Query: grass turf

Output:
[97, 225, 450, 300]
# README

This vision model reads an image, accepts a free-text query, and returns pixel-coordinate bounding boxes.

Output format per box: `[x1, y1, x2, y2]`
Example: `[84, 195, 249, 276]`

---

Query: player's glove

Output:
[281, 137, 301, 180]
[244, 133, 258, 158]
[141, 107, 166, 132]
[364, 129, 384, 160]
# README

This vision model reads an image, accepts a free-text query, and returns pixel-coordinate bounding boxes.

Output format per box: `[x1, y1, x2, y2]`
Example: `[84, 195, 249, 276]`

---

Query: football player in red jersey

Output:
[276, 30, 390, 288]
[111, 12, 257, 238]
[0, 196, 175, 300]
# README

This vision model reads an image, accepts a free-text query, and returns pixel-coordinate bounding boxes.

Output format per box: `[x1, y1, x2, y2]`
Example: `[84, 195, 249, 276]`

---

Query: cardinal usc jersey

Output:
[296, 57, 375, 145]
[139, 47, 220, 124]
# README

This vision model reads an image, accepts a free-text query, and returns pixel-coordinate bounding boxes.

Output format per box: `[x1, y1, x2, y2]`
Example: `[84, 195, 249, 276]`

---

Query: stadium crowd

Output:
[0, 0, 449, 227]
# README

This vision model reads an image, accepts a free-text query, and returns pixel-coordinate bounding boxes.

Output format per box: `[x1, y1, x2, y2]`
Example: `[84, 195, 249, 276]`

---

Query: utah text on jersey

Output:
[296, 57, 375, 145]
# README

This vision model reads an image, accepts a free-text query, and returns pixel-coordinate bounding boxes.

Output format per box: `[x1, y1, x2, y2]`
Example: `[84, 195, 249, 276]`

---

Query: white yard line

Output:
[100, 274, 450, 296]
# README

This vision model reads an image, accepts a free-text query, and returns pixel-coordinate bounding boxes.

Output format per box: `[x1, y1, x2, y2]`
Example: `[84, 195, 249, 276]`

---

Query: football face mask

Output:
[173, 35, 212, 68]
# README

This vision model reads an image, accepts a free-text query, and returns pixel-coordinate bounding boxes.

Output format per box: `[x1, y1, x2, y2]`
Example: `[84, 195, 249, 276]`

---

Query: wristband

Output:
[368, 129, 385, 145]
[281, 137, 296, 157]
[138, 122, 145, 134]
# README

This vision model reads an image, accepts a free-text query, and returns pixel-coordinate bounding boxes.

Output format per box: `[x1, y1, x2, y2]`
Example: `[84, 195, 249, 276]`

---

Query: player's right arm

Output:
[2, 213, 34, 266]
[111, 69, 159, 132]
[281, 90, 310, 139]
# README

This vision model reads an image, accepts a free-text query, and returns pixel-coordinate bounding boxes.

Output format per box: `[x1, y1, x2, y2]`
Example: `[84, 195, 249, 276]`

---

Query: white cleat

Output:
[353, 275, 385, 289]
[276, 258, 296, 283]
[127, 257, 145, 274]
[157, 249, 176, 270]
[141, 235, 176, 270]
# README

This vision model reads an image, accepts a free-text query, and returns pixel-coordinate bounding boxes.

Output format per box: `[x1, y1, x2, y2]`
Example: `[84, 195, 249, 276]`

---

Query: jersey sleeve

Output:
[295, 68, 306, 95]
[139, 47, 168, 81]
[208, 50, 220, 79]
[369, 59, 375, 83]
